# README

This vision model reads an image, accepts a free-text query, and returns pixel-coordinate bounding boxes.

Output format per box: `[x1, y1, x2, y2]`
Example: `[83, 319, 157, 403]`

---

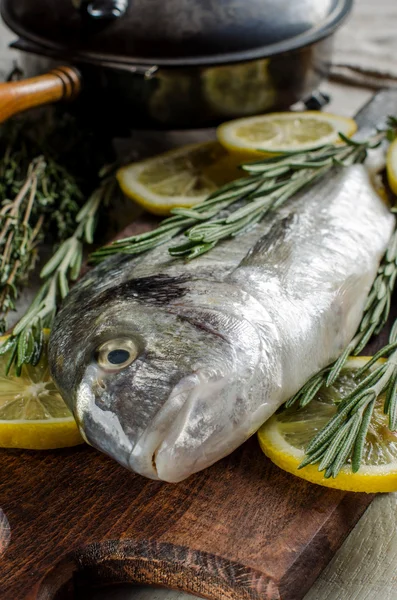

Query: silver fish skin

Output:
[49, 165, 394, 482]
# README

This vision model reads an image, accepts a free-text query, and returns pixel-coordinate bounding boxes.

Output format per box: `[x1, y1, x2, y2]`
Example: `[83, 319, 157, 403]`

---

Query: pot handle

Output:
[75, 0, 129, 19]
[0, 67, 81, 125]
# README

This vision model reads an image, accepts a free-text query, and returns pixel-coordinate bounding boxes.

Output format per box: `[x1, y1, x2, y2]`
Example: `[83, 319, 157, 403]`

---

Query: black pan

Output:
[0, 0, 353, 129]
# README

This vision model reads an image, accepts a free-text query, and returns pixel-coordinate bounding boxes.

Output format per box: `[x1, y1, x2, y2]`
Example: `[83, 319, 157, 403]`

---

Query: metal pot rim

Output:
[1, 0, 352, 68]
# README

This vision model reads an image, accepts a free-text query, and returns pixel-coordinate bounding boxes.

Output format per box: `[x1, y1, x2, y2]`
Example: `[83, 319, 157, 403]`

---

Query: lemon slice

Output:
[116, 141, 244, 216]
[217, 111, 358, 159]
[386, 137, 397, 195]
[258, 357, 397, 493]
[0, 331, 83, 449]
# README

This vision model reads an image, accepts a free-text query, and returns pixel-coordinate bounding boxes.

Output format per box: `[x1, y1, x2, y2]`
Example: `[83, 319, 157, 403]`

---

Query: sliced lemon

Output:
[116, 141, 244, 216]
[386, 137, 397, 195]
[0, 331, 83, 449]
[217, 111, 358, 159]
[258, 357, 397, 493]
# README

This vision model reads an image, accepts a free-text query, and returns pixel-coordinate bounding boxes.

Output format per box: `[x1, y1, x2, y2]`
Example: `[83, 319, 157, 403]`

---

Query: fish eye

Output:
[96, 339, 138, 371]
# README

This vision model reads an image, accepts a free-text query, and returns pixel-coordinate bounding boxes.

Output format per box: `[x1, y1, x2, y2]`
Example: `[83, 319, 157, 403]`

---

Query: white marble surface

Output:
[2, 6, 397, 600]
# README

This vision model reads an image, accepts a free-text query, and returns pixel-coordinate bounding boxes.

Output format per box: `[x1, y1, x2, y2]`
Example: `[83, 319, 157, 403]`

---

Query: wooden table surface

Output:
[1, 15, 397, 600]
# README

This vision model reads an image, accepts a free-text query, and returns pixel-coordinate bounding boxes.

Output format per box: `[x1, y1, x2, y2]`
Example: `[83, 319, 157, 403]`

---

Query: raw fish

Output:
[49, 165, 394, 482]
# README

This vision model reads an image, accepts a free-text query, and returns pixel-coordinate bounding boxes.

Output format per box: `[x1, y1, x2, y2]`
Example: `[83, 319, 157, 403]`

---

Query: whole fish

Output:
[49, 165, 394, 482]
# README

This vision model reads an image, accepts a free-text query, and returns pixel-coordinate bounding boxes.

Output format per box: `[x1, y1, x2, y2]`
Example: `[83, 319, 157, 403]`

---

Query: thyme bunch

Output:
[0, 108, 117, 371]
[0, 118, 86, 331]
[0, 175, 116, 375]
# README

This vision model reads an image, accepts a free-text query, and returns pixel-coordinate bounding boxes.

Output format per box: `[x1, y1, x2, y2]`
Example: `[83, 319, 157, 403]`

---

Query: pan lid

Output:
[1, 0, 352, 67]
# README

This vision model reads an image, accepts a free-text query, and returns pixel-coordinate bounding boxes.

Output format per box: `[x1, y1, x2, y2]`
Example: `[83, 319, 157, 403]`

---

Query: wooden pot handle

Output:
[0, 66, 81, 124]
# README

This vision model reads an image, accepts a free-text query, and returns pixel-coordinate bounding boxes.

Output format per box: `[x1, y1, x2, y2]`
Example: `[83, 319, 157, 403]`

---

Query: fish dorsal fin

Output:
[238, 214, 297, 268]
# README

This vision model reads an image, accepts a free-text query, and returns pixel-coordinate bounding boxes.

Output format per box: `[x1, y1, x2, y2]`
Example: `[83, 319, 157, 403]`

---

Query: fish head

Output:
[49, 276, 263, 482]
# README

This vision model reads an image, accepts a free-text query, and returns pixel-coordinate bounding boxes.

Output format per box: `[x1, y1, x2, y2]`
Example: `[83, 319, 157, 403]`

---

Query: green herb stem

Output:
[0, 177, 115, 374]
[292, 209, 397, 477]
[288, 225, 397, 412]
[90, 134, 382, 264]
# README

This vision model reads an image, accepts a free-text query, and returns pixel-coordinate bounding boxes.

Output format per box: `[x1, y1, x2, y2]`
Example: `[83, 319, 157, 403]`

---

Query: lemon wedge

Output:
[217, 111, 358, 159]
[116, 141, 244, 216]
[387, 137, 397, 195]
[0, 331, 83, 449]
[258, 357, 397, 493]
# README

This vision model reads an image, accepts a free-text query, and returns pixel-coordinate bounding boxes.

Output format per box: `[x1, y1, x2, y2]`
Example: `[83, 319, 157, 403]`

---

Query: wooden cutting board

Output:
[2, 90, 397, 600]
[0, 436, 373, 600]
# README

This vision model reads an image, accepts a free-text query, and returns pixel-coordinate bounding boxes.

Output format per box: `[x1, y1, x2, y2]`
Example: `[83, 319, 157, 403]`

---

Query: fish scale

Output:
[49, 164, 394, 482]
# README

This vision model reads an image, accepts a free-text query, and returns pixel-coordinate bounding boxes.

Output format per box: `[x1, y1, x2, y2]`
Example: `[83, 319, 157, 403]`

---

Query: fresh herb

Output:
[298, 320, 397, 478]
[285, 174, 397, 478]
[287, 226, 397, 411]
[0, 109, 116, 332]
[0, 106, 117, 372]
[0, 157, 46, 330]
[90, 126, 393, 264]
[88, 118, 397, 478]
[0, 123, 84, 331]
[0, 175, 117, 375]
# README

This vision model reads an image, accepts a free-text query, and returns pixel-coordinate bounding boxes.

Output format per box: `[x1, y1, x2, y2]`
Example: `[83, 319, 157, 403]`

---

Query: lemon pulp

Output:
[116, 141, 244, 216]
[258, 357, 397, 492]
[217, 111, 358, 158]
[0, 331, 83, 449]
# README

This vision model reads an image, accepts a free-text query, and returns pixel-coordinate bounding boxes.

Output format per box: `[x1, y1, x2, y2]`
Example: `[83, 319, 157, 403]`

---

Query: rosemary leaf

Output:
[386, 361, 397, 430]
[326, 342, 356, 387]
[298, 445, 328, 469]
[0, 176, 115, 373]
[317, 419, 352, 472]
[337, 365, 386, 410]
[299, 374, 327, 408]
[90, 127, 388, 264]
[0, 336, 16, 356]
[24, 329, 35, 364]
[5, 341, 18, 376]
[329, 412, 362, 478]
[352, 399, 376, 473]
[356, 342, 397, 376]
[304, 403, 353, 455]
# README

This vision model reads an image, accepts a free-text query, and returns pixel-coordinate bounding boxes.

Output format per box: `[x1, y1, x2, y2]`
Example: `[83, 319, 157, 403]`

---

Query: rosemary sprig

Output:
[0, 176, 116, 375]
[298, 320, 397, 478]
[89, 119, 397, 477]
[287, 205, 397, 477]
[0, 157, 46, 330]
[0, 117, 91, 332]
[90, 130, 385, 264]
[287, 225, 397, 410]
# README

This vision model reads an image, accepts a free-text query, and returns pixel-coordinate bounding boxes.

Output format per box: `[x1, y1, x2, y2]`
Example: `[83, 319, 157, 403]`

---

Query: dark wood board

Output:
[0, 439, 373, 600]
[0, 217, 379, 600]
[2, 90, 397, 600]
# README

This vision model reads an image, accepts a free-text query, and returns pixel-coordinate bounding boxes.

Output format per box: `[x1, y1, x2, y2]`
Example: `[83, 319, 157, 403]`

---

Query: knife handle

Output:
[0, 66, 81, 124]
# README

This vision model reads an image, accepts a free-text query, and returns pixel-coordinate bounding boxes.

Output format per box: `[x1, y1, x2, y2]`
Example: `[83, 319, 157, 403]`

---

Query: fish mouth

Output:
[73, 366, 197, 480]
[74, 367, 251, 483]
[128, 371, 245, 483]
[127, 374, 201, 482]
